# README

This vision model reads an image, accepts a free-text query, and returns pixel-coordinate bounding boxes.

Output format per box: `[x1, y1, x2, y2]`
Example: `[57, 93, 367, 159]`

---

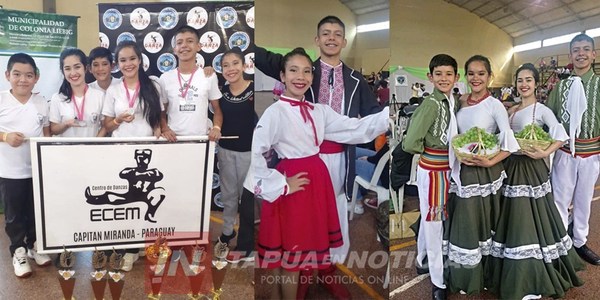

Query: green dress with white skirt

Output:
[443, 96, 519, 295]
[487, 102, 584, 299]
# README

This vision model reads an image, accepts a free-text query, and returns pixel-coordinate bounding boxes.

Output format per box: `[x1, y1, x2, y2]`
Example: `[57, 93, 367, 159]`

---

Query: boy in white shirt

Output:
[0, 53, 52, 277]
[88, 47, 121, 92]
[159, 25, 223, 142]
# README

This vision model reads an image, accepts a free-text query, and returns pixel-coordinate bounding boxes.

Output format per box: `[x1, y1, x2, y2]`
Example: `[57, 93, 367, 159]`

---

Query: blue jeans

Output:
[355, 148, 379, 198]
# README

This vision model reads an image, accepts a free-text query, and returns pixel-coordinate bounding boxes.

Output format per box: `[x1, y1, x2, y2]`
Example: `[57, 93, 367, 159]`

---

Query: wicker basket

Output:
[512, 103, 553, 153]
[452, 134, 500, 163]
[516, 138, 552, 152]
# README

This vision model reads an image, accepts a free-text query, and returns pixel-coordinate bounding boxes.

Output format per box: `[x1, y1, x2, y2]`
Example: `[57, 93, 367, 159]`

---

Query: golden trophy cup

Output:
[145, 236, 172, 299]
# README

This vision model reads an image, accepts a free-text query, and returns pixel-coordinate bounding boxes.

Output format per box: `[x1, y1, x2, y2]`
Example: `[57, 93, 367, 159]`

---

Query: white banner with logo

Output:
[31, 137, 215, 253]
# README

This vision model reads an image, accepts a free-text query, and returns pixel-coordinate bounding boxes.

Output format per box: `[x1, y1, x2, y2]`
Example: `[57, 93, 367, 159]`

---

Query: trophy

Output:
[107, 249, 125, 300]
[187, 243, 207, 299]
[58, 246, 76, 300]
[210, 239, 230, 300]
[145, 236, 172, 299]
[90, 249, 108, 300]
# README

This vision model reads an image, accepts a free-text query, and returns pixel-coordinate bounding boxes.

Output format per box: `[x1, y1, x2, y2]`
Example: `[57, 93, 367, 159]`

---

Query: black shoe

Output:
[575, 244, 600, 265]
[218, 231, 237, 245]
[416, 257, 429, 275]
[432, 286, 446, 300]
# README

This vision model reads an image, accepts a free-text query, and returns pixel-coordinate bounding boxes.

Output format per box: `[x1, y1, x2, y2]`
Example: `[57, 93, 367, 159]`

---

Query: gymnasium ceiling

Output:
[339, 0, 389, 16]
[443, 0, 600, 39]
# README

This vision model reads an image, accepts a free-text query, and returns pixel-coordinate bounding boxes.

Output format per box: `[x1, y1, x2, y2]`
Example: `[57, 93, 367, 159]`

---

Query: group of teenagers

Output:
[402, 33, 600, 300]
[0, 14, 391, 299]
[0, 25, 257, 278]
[6, 12, 598, 300]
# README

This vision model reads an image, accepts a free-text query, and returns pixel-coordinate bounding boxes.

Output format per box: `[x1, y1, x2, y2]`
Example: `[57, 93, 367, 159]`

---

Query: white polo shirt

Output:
[0, 90, 49, 179]
[159, 69, 222, 136]
[102, 80, 164, 137]
[89, 77, 122, 93]
[49, 87, 105, 137]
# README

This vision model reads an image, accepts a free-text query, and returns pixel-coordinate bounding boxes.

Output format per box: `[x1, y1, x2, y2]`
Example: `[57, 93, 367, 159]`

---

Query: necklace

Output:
[466, 91, 490, 106]
[509, 100, 537, 127]
[177, 67, 197, 99]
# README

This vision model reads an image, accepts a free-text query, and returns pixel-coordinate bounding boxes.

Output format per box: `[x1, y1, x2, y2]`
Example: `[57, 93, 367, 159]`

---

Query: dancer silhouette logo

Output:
[85, 149, 166, 223]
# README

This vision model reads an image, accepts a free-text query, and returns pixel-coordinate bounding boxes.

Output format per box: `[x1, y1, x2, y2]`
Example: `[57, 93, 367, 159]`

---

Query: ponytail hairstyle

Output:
[114, 40, 161, 129]
[514, 63, 540, 86]
[59, 48, 87, 102]
[464, 54, 493, 76]
[280, 47, 313, 73]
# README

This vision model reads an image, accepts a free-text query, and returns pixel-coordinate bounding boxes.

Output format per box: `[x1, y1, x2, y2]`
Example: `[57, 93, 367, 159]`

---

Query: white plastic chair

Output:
[389, 154, 420, 216]
[349, 149, 392, 221]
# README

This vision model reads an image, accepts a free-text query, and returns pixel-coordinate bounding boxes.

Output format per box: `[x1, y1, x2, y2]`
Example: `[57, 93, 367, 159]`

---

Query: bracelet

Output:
[1, 132, 7, 142]
[113, 119, 121, 126]
[212, 125, 221, 131]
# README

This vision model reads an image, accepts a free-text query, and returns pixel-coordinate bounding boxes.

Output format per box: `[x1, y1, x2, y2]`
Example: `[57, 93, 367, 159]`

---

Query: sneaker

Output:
[121, 252, 139, 271]
[139, 249, 146, 257]
[364, 196, 378, 209]
[13, 247, 32, 278]
[353, 204, 364, 215]
[218, 231, 237, 245]
[27, 247, 51, 266]
[226, 250, 254, 263]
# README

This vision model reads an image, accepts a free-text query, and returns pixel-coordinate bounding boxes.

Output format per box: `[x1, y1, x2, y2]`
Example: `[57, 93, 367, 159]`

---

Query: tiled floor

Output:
[389, 181, 600, 300]
[0, 210, 253, 299]
[253, 206, 389, 299]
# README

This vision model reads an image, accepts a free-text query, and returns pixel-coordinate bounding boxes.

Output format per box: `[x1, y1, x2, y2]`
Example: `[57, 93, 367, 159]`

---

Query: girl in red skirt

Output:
[251, 47, 389, 298]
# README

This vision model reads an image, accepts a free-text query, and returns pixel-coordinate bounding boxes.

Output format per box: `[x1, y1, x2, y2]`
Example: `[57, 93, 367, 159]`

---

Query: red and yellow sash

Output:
[419, 148, 450, 221]
[559, 137, 600, 158]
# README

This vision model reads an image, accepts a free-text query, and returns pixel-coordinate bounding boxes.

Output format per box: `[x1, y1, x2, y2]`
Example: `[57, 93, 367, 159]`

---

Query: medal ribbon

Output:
[123, 80, 140, 109]
[177, 67, 198, 99]
[72, 85, 88, 121]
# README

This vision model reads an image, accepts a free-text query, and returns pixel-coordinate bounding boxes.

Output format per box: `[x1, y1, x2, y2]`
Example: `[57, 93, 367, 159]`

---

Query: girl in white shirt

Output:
[488, 63, 583, 299]
[101, 40, 162, 138]
[444, 55, 519, 296]
[49, 48, 105, 137]
[252, 48, 389, 299]
[99, 41, 163, 272]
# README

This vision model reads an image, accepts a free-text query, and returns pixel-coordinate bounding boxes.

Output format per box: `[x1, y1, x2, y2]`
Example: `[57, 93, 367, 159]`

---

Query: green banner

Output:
[0, 9, 78, 55]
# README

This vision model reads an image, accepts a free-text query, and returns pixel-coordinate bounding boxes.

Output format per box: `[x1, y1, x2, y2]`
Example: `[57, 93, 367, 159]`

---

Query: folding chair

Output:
[349, 149, 392, 221]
